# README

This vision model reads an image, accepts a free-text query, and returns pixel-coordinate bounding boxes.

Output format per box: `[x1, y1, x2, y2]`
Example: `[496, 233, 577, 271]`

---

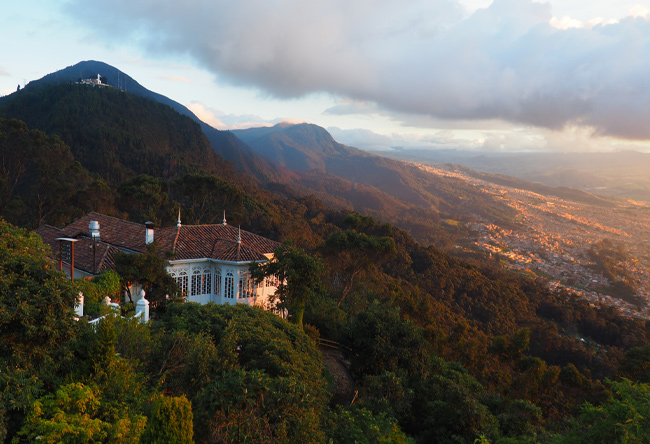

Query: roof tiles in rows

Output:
[164, 224, 279, 262]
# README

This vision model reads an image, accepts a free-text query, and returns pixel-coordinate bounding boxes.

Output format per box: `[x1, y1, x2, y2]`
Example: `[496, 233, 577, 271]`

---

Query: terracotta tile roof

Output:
[35, 223, 123, 275]
[62, 212, 150, 253]
[34, 212, 280, 275]
[167, 224, 279, 262]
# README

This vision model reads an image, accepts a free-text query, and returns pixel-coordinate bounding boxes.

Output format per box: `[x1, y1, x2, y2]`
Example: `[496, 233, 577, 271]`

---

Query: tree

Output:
[325, 406, 414, 444]
[618, 345, 650, 383]
[114, 245, 179, 304]
[116, 175, 171, 225]
[170, 173, 245, 225]
[15, 382, 146, 444]
[346, 301, 427, 378]
[74, 270, 121, 317]
[0, 118, 94, 227]
[141, 394, 194, 444]
[159, 303, 328, 443]
[554, 379, 650, 443]
[0, 219, 79, 439]
[320, 229, 396, 306]
[249, 242, 324, 327]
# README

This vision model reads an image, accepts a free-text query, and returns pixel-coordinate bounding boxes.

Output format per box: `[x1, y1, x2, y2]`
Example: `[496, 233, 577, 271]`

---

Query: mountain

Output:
[236, 123, 521, 222]
[0, 82, 230, 185]
[9, 60, 288, 184]
[234, 122, 354, 172]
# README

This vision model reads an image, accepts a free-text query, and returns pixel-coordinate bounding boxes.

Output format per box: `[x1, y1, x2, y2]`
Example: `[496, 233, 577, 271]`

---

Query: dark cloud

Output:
[65, 0, 650, 140]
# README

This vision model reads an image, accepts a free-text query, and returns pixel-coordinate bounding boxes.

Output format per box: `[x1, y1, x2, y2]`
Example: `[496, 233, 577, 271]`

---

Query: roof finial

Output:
[223, 210, 227, 225]
[177, 209, 181, 228]
[236, 225, 242, 261]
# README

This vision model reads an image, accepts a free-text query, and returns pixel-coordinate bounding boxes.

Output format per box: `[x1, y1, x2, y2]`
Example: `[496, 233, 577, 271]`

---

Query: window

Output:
[265, 275, 279, 288]
[169, 268, 189, 296]
[190, 265, 213, 296]
[238, 272, 255, 298]
[214, 269, 222, 297]
[191, 268, 201, 296]
[225, 269, 234, 299]
[238, 271, 257, 298]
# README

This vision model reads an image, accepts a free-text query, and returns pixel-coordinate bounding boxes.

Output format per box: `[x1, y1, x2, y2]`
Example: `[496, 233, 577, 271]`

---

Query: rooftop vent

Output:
[89, 221, 100, 242]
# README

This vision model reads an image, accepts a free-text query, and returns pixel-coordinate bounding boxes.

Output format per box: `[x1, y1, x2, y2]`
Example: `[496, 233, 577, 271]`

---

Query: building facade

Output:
[36, 212, 281, 308]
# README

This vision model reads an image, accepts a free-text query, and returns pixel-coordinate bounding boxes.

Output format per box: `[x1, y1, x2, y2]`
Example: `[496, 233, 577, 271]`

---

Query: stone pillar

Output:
[75, 292, 84, 318]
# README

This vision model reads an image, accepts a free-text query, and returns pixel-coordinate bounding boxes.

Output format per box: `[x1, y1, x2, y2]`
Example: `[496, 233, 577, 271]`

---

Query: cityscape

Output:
[420, 163, 650, 319]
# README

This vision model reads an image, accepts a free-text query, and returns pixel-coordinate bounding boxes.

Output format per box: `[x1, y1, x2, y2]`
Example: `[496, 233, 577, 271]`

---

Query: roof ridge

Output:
[97, 242, 113, 272]
[171, 224, 181, 254]
[85, 212, 147, 228]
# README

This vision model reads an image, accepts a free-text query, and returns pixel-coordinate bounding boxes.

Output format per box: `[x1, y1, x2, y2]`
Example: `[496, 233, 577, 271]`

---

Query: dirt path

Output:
[320, 346, 356, 405]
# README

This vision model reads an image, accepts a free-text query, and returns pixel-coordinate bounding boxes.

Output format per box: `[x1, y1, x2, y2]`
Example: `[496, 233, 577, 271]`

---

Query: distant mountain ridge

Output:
[234, 123, 354, 172]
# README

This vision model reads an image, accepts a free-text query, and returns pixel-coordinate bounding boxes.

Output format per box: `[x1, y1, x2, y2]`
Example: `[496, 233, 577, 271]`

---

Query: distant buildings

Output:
[78, 74, 111, 87]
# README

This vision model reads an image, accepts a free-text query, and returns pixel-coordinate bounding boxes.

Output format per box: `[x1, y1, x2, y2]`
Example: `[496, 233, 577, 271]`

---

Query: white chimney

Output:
[89, 221, 100, 241]
[145, 221, 155, 244]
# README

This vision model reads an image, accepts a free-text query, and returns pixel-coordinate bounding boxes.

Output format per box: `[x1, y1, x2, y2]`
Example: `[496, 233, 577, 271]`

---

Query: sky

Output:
[2, 0, 650, 152]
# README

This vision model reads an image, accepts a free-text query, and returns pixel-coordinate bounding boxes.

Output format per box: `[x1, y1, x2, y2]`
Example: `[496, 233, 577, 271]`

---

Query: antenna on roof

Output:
[238, 226, 241, 244]
[177, 209, 182, 228]
[223, 210, 227, 225]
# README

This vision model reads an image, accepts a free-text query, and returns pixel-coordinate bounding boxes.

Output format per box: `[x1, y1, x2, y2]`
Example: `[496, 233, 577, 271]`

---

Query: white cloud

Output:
[158, 75, 191, 84]
[64, 0, 650, 141]
[186, 100, 304, 130]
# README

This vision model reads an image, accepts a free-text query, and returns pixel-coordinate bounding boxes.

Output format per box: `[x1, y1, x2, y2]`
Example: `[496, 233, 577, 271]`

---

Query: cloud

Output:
[186, 101, 303, 130]
[159, 75, 191, 84]
[328, 126, 486, 151]
[324, 99, 382, 116]
[330, 124, 649, 154]
[64, 0, 650, 140]
[328, 127, 395, 150]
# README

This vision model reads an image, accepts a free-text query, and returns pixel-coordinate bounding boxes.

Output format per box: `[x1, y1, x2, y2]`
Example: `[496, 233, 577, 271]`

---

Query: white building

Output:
[36, 212, 281, 308]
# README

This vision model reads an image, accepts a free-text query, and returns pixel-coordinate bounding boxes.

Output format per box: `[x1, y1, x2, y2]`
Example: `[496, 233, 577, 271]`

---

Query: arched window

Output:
[169, 268, 189, 296]
[191, 268, 201, 296]
[214, 269, 222, 297]
[202, 265, 212, 295]
[238, 272, 254, 298]
[225, 269, 234, 299]
[190, 265, 213, 296]
[238, 271, 256, 298]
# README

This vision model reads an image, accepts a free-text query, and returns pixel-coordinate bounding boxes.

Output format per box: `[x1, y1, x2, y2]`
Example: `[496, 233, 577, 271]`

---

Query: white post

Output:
[75, 292, 84, 318]
[135, 289, 149, 323]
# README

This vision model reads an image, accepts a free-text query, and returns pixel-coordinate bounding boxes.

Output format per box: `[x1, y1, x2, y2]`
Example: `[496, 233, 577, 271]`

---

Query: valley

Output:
[424, 163, 650, 317]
